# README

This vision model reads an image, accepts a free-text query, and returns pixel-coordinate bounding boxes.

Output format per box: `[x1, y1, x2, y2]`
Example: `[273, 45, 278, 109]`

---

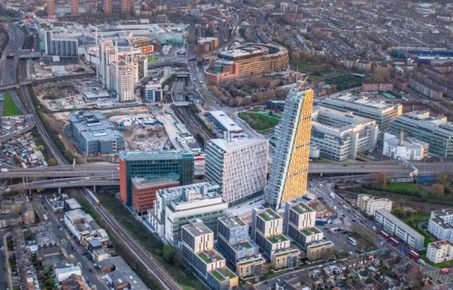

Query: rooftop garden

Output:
[269, 235, 288, 244]
[301, 227, 321, 236]
[292, 203, 313, 214]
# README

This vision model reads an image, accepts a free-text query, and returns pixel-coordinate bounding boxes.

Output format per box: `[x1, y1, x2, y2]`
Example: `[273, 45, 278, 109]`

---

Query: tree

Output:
[162, 244, 174, 263]
[393, 207, 405, 218]
[373, 172, 388, 189]
[431, 183, 445, 197]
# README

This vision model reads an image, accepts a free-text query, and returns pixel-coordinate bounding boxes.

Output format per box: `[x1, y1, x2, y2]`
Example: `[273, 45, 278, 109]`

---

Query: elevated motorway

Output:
[3, 161, 453, 180]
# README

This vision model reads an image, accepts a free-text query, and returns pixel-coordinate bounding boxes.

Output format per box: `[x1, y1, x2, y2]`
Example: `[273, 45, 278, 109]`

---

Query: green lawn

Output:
[385, 183, 425, 195]
[2, 91, 21, 116]
[325, 74, 363, 91]
[238, 110, 280, 132]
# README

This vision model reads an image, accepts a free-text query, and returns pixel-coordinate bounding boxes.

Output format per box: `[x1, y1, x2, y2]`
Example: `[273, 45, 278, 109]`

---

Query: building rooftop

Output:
[257, 208, 281, 222]
[100, 256, 147, 290]
[119, 150, 193, 161]
[300, 227, 321, 236]
[218, 215, 247, 228]
[429, 240, 453, 249]
[209, 111, 244, 133]
[182, 220, 213, 238]
[197, 250, 224, 264]
[268, 234, 288, 244]
[131, 175, 179, 189]
[290, 201, 315, 214]
[209, 267, 237, 282]
[209, 138, 267, 153]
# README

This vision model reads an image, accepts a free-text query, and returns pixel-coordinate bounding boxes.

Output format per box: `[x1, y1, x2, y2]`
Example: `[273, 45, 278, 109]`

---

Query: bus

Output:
[408, 250, 420, 261]
[389, 237, 400, 246]
[347, 237, 357, 246]
[379, 231, 390, 240]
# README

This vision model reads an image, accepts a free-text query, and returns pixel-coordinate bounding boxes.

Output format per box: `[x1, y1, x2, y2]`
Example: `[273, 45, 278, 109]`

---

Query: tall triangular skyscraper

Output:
[265, 82, 313, 209]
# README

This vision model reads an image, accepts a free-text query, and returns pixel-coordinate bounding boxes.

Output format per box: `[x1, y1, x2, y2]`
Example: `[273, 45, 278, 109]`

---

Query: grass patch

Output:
[96, 192, 204, 290]
[325, 74, 363, 91]
[2, 91, 21, 116]
[385, 183, 425, 195]
[238, 110, 280, 132]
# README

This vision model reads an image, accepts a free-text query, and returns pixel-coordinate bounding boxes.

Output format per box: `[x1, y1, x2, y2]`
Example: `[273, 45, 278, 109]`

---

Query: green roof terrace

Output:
[300, 227, 321, 236]
[258, 208, 281, 222]
[292, 202, 314, 214]
[210, 267, 237, 282]
[197, 250, 224, 264]
[268, 234, 288, 244]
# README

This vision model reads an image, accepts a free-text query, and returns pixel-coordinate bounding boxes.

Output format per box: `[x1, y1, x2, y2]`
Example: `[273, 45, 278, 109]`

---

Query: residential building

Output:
[197, 37, 219, 53]
[217, 216, 265, 278]
[284, 200, 324, 250]
[206, 43, 288, 85]
[375, 209, 424, 250]
[428, 209, 453, 243]
[389, 111, 453, 158]
[357, 194, 393, 216]
[131, 176, 180, 215]
[306, 240, 335, 261]
[205, 138, 268, 205]
[148, 182, 227, 244]
[311, 107, 379, 161]
[119, 151, 194, 206]
[383, 132, 429, 161]
[426, 240, 453, 264]
[265, 84, 313, 209]
[71, 0, 79, 15]
[121, 0, 131, 15]
[252, 207, 300, 269]
[319, 94, 403, 134]
[64, 209, 109, 247]
[55, 265, 82, 283]
[103, 0, 112, 14]
[98, 256, 147, 290]
[208, 111, 245, 139]
[47, 0, 56, 18]
[99, 39, 147, 102]
[181, 220, 239, 290]
[69, 111, 125, 157]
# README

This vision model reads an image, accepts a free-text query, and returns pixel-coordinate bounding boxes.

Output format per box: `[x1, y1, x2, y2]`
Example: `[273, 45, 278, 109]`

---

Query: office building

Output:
[205, 138, 268, 205]
[357, 194, 393, 216]
[71, 0, 79, 15]
[131, 177, 180, 215]
[265, 84, 313, 209]
[148, 183, 227, 244]
[119, 151, 194, 206]
[383, 132, 429, 161]
[389, 111, 453, 158]
[311, 107, 379, 161]
[145, 82, 163, 102]
[284, 201, 324, 250]
[206, 43, 288, 85]
[217, 216, 265, 278]
[42, 30, 78, 57]
[252, 207, 300, 269]
[428, 209, 453, 243]
[181, 220, 239, 290]
[47, 0, 56, 18]
[426, 240, 453, 264]
[319, 94, 403, 134]
[69, 111, 125, 157]
[375, 209, 424, 250]
[103, 0, 112, 14]
[208, 111, 245, 139]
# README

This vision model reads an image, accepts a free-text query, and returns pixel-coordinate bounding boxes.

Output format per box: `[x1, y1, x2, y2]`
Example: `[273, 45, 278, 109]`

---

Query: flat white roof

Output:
[209, 111, 244, 133]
